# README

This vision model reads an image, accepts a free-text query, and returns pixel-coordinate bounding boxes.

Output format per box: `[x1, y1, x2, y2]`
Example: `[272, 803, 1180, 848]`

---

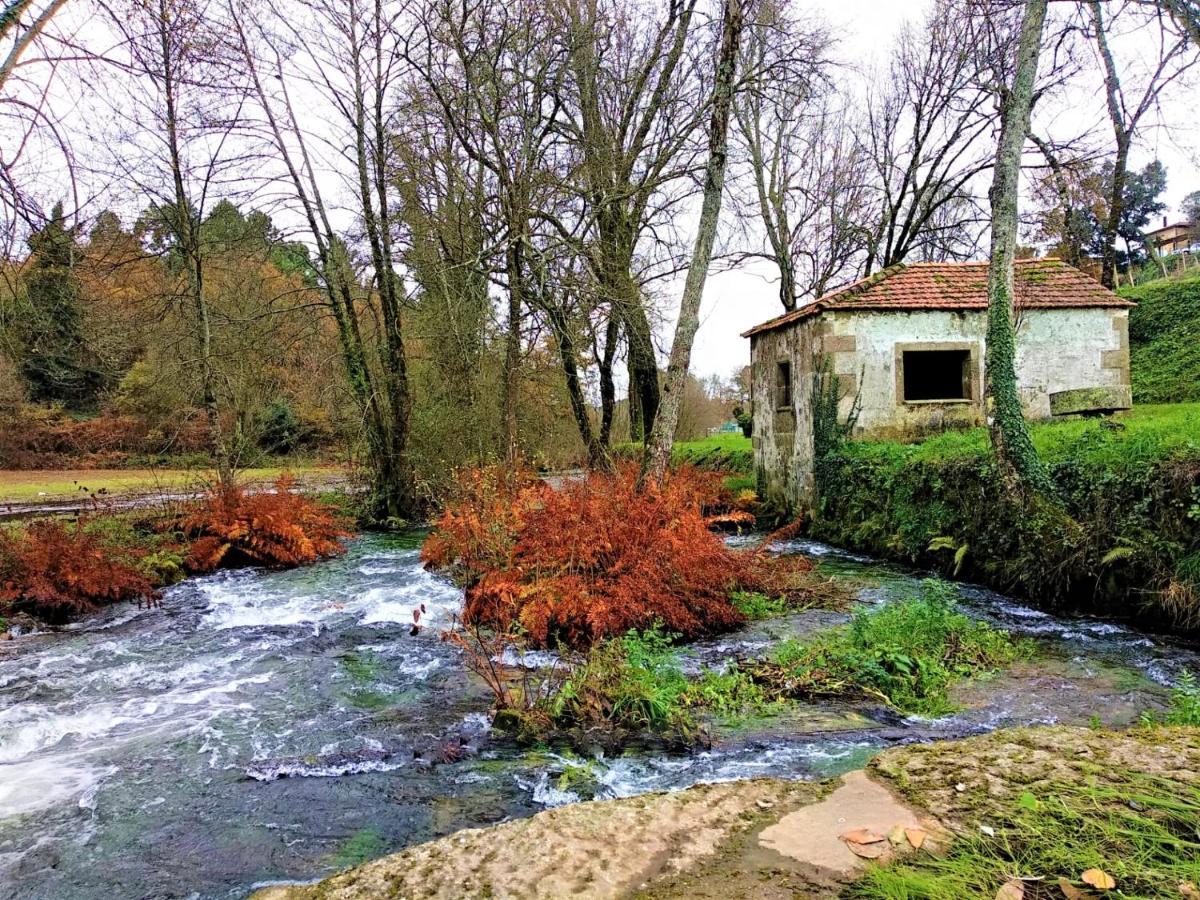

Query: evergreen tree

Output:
[17, 203, 100, 407]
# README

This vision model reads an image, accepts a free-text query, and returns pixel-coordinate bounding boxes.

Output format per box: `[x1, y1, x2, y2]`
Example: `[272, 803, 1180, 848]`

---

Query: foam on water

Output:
[0, 757, 117, 817]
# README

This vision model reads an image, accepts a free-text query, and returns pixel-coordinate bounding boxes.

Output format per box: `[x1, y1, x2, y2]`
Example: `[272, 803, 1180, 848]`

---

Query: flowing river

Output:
[0, 533, 1196, 900]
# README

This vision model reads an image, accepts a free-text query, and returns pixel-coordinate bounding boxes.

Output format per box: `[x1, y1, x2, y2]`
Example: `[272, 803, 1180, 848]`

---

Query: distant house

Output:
[742, 258, 1134, 511]
[1146, 217, 1198, 255]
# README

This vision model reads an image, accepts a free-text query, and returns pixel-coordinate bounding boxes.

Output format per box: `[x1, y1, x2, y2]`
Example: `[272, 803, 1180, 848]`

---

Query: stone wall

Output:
[828, 306, 1130, 439]
[749, 319, 820, 513]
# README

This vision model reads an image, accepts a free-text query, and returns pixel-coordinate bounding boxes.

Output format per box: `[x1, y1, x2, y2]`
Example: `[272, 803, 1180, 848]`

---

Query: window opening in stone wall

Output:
[902, 349, 970, 401]
[775, 361, 792, 408]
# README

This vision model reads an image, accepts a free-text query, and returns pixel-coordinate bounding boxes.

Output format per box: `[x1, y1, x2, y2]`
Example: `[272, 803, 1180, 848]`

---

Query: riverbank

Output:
[812, 402, 1200, 630]
[672, 404, 1200, 632]
[0, 465, 347, 519]
[252, 724, 1200, 899]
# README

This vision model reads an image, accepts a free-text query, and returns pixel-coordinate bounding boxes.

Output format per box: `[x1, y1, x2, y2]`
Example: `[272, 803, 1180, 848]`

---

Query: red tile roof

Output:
[741, 258, 1133, 338]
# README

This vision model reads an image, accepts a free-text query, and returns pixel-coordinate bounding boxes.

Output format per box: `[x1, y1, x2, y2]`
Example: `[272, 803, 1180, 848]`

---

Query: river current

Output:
[0, 533, 1196, 899]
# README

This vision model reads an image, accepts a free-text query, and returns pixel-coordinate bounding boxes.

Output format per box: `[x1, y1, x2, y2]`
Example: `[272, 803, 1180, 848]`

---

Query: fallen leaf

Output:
[1058, 878, 1096, 899]
[1179, 883, 1200, 899]
[839, 827, 885, 845]
[1081, 869, 1116, 891]
[844, 839, 888, 859]
[996, 880, 1025, 900]
[887, 824, 907, 846]
[904, 827, 928, 849]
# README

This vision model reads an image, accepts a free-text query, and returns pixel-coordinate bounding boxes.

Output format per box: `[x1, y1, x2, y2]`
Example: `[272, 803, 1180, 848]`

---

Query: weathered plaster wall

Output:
[752, 306, 1131, 511]
[827, 307, 1130, 439]
[749, 319, 820, 512]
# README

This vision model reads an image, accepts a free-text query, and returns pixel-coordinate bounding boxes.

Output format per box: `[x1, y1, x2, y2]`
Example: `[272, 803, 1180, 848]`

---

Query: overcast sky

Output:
[682, 0, 1200, 382]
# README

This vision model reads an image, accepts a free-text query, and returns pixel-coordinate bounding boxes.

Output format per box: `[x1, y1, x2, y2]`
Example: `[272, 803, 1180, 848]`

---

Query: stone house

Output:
[742, 258, 1134, 512]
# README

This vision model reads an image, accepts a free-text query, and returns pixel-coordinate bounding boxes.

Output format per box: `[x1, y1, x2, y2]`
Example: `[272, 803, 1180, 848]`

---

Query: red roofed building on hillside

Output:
[742, 258, 1134, 512]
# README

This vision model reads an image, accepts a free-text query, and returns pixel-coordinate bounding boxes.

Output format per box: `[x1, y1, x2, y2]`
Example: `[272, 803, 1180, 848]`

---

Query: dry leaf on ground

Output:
[996, 880, 1025, 900]
[1180, 883, 1200, 899]
[1081, 869, 1116, 890]
[1058, 877, 1097, 899]
[904, 827, 928, 849]
[844, 840, 888, 859]
[839, 827, 884, 845]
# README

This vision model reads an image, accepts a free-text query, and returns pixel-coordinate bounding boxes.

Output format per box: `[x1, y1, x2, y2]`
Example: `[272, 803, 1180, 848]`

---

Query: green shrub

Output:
[730, 590, 788, 619]
[547, 627, 694, 736]
[761, 580, 1030, 716]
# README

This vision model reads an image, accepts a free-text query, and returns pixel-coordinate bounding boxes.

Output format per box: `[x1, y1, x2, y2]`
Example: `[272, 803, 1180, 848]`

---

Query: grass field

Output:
[0, 465, 346, 504]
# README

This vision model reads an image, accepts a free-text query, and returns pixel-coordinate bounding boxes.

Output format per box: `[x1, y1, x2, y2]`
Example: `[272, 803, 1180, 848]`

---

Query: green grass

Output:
[1121, 272, 1200, 405]
[852, 771, 1200, 899]
[0, 465, 345, 503]
[529, 627, 774, 742]
[618, 433, 753, 474]
[844, 403, 1200, 472]
[760, 580, 1031, 716]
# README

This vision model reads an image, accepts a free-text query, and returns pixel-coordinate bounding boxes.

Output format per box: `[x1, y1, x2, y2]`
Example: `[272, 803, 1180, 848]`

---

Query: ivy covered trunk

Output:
[984, 0, 1052, 498]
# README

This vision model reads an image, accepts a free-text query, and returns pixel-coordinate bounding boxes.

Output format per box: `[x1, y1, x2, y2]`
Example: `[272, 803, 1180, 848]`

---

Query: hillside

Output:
[1120, 272, 1200, 404]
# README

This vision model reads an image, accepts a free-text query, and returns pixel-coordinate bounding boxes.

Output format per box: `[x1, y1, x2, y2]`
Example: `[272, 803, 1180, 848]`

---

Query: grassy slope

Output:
[847, 402, 1200, 471]
[1120, 272, 1200, 405]
[669, 403, 1200, 475]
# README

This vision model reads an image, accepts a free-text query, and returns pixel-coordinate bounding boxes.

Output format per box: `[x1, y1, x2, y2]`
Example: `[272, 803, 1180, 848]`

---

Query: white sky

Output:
[682, 0, 1200, 382]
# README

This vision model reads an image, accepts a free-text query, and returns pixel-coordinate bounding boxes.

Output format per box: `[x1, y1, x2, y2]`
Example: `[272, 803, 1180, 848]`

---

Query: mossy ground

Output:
[858, 726, 1200, 899]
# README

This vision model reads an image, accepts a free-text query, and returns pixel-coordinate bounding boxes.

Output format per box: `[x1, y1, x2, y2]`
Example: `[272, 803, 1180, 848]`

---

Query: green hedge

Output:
[811, 411, 1200, 629]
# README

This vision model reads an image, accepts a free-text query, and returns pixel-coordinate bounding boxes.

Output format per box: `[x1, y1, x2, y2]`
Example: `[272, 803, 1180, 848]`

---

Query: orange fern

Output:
[179, 475, 351, 573]
[425, 464, 806, 649]
[0, 520, 158, 624]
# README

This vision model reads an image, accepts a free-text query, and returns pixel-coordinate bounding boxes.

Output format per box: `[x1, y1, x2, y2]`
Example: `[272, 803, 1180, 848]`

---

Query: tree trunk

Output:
[1100, 139, 1130, 289]
[641, 0, 746, 487]
[598, 313, 618, 451]
[984, 0, 1052, 498]
[502, 243, 523, 465]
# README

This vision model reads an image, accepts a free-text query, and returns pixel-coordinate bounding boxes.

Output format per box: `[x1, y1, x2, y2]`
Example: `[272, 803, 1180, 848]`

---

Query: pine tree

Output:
[18, 203, 99, 407]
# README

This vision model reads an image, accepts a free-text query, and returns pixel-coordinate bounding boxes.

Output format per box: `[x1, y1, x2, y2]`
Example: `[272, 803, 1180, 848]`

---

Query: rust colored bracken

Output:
[179, 475, 351, 573]
[422, 464, 812, 648]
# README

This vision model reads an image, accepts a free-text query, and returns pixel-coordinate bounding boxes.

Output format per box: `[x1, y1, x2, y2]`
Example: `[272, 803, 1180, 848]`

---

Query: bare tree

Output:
[0, 0, 70, 263]
[643, 0, 747, 485]
[1088, 0, 1197, 288]
[559, 0, 710, 443]
[732, 4, 865, 311]
[406, 0, 574, 464]
[230, 0, 418, 518]
[96, 0, 260, 484]
[984, 0, 1052, 496]
[861, 1, 997, 273]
